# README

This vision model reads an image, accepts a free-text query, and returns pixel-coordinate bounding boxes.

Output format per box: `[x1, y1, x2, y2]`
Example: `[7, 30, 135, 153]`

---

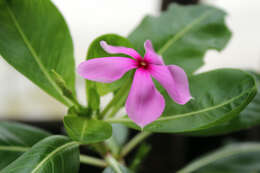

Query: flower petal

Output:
[77, 57, 136, 83]
[100, 41, 142, 60]
[144, 40, 164, 65]
[150, 65, 192, 104]
[126, 69, 165, 128]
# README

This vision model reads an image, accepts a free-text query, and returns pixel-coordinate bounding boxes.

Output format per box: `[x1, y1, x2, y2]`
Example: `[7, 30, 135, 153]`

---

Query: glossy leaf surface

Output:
[128, 4, 231, 74]
[1, 135, 79, 173]
[0, 121, 50, 170]
[107, 69, 257, 133]
[190, 73, 260, 136]
[64, 115, 112, 144]
[177, 143, 260, 173]
[0, 0, 75, 106]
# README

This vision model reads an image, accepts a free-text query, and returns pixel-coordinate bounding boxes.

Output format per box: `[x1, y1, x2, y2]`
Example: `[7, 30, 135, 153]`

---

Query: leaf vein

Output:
[31, 141, 78, 173]
[5, 3, 72, 107]
[158, 10, 213, 55]
[0, 146, 29, 152]
[107, 86, 256, 123]
[80, 121, 87, 141]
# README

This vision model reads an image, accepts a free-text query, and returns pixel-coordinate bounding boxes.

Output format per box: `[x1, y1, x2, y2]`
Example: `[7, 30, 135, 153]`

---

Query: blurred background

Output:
[0, 0, 260, 120]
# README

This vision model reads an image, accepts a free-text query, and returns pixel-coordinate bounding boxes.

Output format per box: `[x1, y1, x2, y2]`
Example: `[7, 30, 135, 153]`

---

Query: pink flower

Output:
[78, 40, 192, 128]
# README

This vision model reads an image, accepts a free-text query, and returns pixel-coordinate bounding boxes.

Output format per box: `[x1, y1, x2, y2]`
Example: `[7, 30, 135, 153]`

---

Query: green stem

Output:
[105, 154, 122, 173]
[105, 137, 121, 158]
[105, 93, 128, 119]
[121, 131, 152, 158]
[100, 98, 115, 119]
[100, 74, 133, 119]
[80, 154, 107, 168]
[129, 143, 151, 172]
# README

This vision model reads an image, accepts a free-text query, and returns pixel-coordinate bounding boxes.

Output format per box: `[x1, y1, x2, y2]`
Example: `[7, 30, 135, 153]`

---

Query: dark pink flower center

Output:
[137, 59, 149, 69]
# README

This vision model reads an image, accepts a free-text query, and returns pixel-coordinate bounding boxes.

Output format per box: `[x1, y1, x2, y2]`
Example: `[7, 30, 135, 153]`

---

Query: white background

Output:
[0, 0, 259, 120]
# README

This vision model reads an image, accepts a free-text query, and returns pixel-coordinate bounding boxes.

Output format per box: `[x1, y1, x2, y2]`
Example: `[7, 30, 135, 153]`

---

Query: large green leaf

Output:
[0, 121, 50, 170]
[0, 0, 75, 106]
[106, 69, 257, 133]
[64, 115, 112, 144]
[1, 135, 79, 173]
[186, 73, 260, 136]
[177, 143, 260, 173]
[86, 34, 133, 97]
[128, 4, 231, 74]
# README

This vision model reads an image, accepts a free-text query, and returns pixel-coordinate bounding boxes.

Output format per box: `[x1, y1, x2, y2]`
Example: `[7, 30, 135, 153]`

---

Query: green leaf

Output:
[64, 115, 112, 144]
[1, 135, 79, 173]
[177, 143, 260, 173]
[187, 73, 260, 136]
[107, 69, 257, 133]
[86, 34, 133, 97]
[128, 4, 231, 74]
[0, 121, 50, 170]
[0, 0, 75, 106]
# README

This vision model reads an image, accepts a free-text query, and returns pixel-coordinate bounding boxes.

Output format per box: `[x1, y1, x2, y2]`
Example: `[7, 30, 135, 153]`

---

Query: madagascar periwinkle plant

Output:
[0, 0, 260, 173]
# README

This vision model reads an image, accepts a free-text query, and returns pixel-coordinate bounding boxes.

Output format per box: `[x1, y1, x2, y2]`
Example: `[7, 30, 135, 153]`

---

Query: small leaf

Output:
[0, 121, 50, 170]
[64, 115, 112, 144]
[1, 135, 79, 173]
[128, 4, 231, 74]
[0, 0, 75, 106]
[177, 143, 260, 173]
[107, 69, 257, 133]
[86, 34, 133, 97]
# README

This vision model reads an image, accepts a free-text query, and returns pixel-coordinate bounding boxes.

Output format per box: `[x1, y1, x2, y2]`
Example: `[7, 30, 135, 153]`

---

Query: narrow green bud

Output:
[51, 69, 74, 100]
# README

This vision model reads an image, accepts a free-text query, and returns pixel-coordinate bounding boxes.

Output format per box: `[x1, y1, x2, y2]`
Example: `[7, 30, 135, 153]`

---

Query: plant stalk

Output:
[80, 154, 107, 168]
[105, 154, 123, 173]
[121, 131, 152, 158]
[100, 73, 133, 119]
